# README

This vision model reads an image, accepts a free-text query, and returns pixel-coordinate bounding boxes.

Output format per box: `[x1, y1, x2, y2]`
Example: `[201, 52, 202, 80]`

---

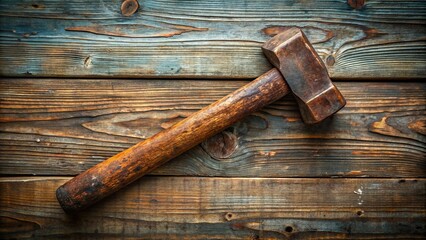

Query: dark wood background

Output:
[0, 0, 425, 239]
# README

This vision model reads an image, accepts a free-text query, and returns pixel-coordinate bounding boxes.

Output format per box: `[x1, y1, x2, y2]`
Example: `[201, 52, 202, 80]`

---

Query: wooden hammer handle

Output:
[56, 68, 290, 213]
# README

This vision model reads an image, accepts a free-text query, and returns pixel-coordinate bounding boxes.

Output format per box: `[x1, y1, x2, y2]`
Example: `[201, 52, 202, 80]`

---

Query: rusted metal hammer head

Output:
[262, 28, 346, 124]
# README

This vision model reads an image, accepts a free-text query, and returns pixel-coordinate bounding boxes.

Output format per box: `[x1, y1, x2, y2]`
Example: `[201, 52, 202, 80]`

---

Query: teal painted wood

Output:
[0, 0, 425, 79]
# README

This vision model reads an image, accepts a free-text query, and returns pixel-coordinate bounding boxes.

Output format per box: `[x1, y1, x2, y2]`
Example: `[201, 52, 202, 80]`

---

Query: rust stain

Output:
[352, 150, 389, 157]
[262, 28, 345, 124]
[347, 0, 365, 9]
[66, 23, 208, 38]
[285, 117, 300, 122]
[262, 26, 334, 44]
[231, 222, 245, 230]
[364, 27, 387, 39]
[352, 151, 363, 156]
[345, 170, 363, 176]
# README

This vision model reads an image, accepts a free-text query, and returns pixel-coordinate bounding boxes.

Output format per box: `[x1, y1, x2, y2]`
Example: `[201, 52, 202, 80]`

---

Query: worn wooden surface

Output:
[1, 0, 426, 239]
[56, 69, 291, 213]
[1, 177, 425, 239]
[0, 80, 424, 178]
[0, 0, 425, 79]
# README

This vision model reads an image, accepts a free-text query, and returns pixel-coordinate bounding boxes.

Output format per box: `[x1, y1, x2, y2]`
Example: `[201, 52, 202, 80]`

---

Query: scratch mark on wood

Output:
[65, 23, 209, 38]
[84, 56, 92, 69]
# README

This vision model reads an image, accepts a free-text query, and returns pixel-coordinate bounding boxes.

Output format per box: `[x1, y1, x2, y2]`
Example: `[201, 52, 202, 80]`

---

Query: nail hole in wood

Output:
[285, 226, 293, 233]
[356, 210, 364, 216]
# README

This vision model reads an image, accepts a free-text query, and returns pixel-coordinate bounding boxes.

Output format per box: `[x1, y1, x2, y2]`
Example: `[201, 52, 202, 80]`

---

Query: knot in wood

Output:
[121, 0, 139, 17]
[201, 131, 237, 160]
[326, 55, 335, 66]
[224, 212, 233, 221]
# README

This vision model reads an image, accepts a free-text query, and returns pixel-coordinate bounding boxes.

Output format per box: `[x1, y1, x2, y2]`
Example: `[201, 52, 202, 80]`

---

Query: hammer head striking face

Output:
[262, 28, 346, 124]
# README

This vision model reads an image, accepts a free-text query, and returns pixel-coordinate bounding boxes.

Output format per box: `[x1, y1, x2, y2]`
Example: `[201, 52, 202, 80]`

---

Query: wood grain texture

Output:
[0, 0, 425, 79]
[0, 79, 425, 177]
[56, 69, 290, 213]
[1, 177, 425, 239]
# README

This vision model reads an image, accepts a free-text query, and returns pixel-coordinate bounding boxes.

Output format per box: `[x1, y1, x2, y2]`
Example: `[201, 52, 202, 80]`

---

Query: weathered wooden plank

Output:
[0, 79, 425, 177]
[0, 177, 424, 239]
[0, 0, 425, 79]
